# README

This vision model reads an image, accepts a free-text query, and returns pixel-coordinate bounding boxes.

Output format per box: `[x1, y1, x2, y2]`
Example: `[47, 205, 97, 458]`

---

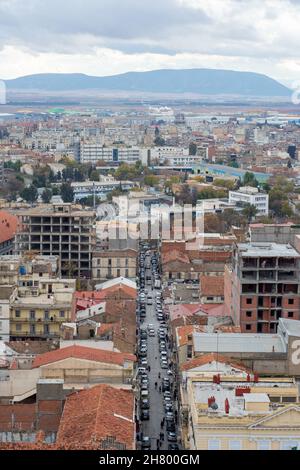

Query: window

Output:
[208, 439, 220, 450]
[125, 269, 129, 278]
[288, 312, 294, 318]
[30, 310, 35, 320]
[44, 310, 49, 320]
[0, 321, 2, 331]
[60, 311, 65, 318]
[16, 324, 21, 331]
[15, 310, 20, 318]
[0, 306, 2, 314]
[257, 440, 271, 450]
[246, 311, 252, 318]
[229, 440, 242, 450]
[288, 299, 294, 305]
[207, 297, 214, 301]
[117, 269, 121, 277]
[246, 298, 252, 305]
[246, 324, 252, 331]
[44, 324, 49, 335]
[281, 441, 299, 450]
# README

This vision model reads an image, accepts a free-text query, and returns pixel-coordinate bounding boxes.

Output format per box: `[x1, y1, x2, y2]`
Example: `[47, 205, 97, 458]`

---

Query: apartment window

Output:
[208, 439, 220, 450]
[257, 440, 271, 450]
[108, 259, 112, 267]
[125, 269, 129, 278]
[60, 311, 65, 318]
[207, 297, 214, 301]
[97, 269, 101, 278]
[246, 324, 252, 331]
[0, 321, 2, 331]
[16, 324, 21, 332]
[30, 324, 36, 334]
[97, 258, 101, 266]
[44, 310, 49, 320]
[44, 324, 49, 335]
[30, 310, 36, 320]
[15, 310, 20, 318]
[246, 298, 252, 305]
[117, 269, 121, 277]
[288, 299, 294, 305]
[0, 306, 2, 314]
[125, 258, 129, 267]
[229, 440, 242, 450]
[246, 311, 252, 318]
[288, 312, 294, 318]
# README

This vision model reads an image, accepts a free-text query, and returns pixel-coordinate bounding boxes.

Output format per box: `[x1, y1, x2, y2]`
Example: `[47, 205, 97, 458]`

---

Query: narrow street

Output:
[136, 248, 179, 451]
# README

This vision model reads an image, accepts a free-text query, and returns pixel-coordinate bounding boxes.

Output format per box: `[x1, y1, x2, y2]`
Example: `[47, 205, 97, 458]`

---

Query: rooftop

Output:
[238, 242, 299, 258]
[193, 332, 286, 354]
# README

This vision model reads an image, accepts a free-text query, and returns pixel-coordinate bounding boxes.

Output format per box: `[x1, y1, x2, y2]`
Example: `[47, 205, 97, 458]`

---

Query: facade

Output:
[184, 371, 300, 450]
[79, 143, 149, 165]
[10, 277, 76, 341]
[0, 286, 17, 342]
[15, 204, 96, 278]
[71, 178, 136, 201]
[92, 249, 138, 282]
[227, 242, 300, 333]
[229, 186, 269, 216]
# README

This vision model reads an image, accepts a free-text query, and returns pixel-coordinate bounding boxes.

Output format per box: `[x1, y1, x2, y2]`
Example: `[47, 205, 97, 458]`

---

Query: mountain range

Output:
[3, 68, 291, 97]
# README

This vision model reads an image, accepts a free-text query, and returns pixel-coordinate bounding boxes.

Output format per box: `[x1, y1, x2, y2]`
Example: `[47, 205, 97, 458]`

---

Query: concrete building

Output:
[92, 249, 138, 282]
[182, 366, 300, 450]
[190, 318, 300, 377]
[79, 143, 149, 165]
[0, 286, 17, 342]
[71, 178, 136, 202]
[0, 255, 59, 286]
[227, 243, 300, 333]
[229, 186, 269, 216]
[10, 276, 76, 341]
[15, 204, 96, 278]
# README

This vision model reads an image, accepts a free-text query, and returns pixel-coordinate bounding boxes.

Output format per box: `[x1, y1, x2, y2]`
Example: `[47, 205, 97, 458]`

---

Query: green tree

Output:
[20, 185, 38, 203]
[243, 172, 259, 187]
[242, 203, 258, 222]
[42, 188, 52, 203]
[60, 183, 74, 203]
[144, 175, 159, 187]
[89, 170, 100, 182]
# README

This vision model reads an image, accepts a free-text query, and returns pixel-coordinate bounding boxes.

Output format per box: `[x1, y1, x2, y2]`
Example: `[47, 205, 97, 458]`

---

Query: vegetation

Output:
[60, 183, 74, 203]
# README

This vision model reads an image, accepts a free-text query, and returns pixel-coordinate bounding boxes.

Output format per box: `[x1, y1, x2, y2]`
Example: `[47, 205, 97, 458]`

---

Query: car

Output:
[167, 432, 177, 443]
[139, 350, 147, 358]
[167, 369, 174, 376]
[161, 361, 168, 369]
[147, 299, 153, 305]
[141, 436, 151, 450]
[148, 329, 155, 337]
[147, 324, 154, 331]
[140, 330, 147, 339]
[164, 391, 172, 398]
[141, 390, 149, 399]
[164, 397, 172, 405]
[140, 358, 148, 366]
[167, 421, 176, 432]
[165, 412, 174, 421]
[164, 403, 174, 413]
[168, 444, 179, 451]
[141, 410, 150, 421]
[138, 367, 147, 375]
[141, 399, 150, 410]
[141, 383, 149, 391]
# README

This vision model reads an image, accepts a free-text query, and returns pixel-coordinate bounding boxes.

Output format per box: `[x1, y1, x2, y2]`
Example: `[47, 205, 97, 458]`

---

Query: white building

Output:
[229, 186, 269, 216]
[71, 176, 137, 201]
[0, 286, 17, 342]
[80, 143, 149, 165]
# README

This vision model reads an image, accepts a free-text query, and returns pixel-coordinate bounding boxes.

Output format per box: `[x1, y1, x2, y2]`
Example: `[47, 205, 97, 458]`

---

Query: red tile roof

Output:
[0, 211, 19, 244]
[180, 353, 251, 372]
[200, 275, 225, 297]
[56, 385, 135, 450]
[32, 345, 136, 369]
[176, 325, 206, 346]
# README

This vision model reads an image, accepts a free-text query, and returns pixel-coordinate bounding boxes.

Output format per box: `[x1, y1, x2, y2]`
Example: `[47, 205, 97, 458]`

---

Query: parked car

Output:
[141, 436, 151, 450]
[141, 410, 150, 421]
[167, 432, 177, 442]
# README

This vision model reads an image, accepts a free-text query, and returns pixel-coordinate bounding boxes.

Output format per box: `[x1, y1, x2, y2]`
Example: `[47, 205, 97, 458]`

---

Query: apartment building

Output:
[10, 276, 76, 341]
[15, 204, 96, 278]
[0, 254, 59, 285]
[183, 369, 300, 450]
[0, 286, 17, 342]
[71, 178, 136, 201]
[229, 186, 269, 216]
[227, 242, 300, 333]
[92, 249, 138, 282]
[79, 143, 149, 165]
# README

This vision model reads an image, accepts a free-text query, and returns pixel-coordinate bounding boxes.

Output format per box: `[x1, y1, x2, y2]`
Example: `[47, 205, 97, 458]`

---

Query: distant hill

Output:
[3, 68, 291, 97]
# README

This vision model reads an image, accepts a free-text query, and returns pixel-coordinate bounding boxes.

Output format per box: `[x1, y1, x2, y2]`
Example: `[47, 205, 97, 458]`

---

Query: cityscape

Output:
[1, 0, 300, 458]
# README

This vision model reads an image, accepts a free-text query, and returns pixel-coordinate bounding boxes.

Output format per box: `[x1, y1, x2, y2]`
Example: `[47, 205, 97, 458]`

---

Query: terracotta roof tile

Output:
[32, 345, 136, 368]
[0, 211, 19, 244]
[176, 325, 206, 347]
[56, 385, 135, 450]
[200, 275, 225, 297]
[180, 353, 251, 372]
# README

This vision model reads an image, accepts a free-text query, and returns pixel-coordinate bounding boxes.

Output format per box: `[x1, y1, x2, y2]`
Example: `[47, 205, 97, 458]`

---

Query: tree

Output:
[242, 203, 258, 222]
[144, 175, 159, 187]
[189, 142, 197, 156]
[89, 170, 100, 182]
[42, 188, 52, 204]
[60, 183, 74, 203]
[20, 185, 38, 203]
[243, 172, 259, 188]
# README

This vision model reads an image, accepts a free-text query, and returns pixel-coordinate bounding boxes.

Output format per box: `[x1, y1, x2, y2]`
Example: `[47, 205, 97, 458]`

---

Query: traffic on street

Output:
[136, 244, 180, 451]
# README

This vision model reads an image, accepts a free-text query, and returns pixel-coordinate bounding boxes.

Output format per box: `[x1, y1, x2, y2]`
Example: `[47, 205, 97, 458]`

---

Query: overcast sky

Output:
[0, 0, 299, 84]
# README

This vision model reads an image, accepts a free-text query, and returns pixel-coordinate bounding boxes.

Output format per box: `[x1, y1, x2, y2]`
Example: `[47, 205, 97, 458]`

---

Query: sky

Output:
[0, 0, 300, 85]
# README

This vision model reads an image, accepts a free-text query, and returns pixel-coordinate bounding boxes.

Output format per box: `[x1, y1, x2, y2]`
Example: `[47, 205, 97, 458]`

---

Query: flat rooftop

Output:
[238, 242, 300, 258]
[193, 333, 286, 354]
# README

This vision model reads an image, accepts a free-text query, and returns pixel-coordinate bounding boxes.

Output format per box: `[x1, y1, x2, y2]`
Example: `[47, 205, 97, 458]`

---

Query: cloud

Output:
[0, 0, 299, 82]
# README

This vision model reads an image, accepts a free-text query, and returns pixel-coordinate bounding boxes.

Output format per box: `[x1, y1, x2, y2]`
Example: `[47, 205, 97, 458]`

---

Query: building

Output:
[0, 255, 59, 286]
[229, 186, 269, 216]
[0, 286, 17, 342]
[227, 242, 300, 333]
[190, 318, 300, 377]
[182, 365, 300, 450]
[0, 211, 19, 255]
[199, 275, 225, 304]
[15, 204, 96, 278]
[79, 143, 149, 165]
[10, 277, 76, 341]
[92, 249, 137, 282]
[71, 178, 136, 202]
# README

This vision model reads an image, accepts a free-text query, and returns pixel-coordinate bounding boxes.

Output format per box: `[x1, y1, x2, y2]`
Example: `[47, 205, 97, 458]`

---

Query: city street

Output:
[137, 251, 179, 451]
